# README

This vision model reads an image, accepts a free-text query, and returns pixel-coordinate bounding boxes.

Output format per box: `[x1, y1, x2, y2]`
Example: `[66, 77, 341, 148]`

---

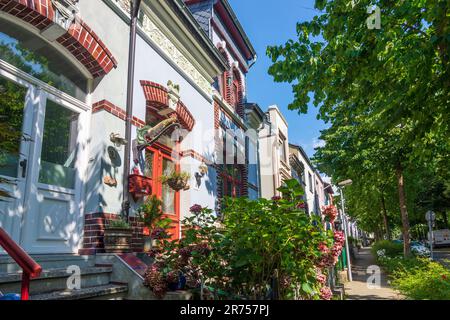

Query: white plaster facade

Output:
[258, 105, 291, 199]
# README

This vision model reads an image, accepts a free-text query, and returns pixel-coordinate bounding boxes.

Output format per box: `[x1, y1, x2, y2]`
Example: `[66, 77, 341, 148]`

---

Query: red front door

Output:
[145, 143, 180, 240]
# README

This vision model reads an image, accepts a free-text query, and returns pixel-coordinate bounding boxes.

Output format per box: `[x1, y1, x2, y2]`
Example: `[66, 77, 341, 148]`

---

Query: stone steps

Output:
[0, 266, 113, 295]
[0, 254, 96, 273]
[0, 254, 128, 300]
[30, 283, 128, 300]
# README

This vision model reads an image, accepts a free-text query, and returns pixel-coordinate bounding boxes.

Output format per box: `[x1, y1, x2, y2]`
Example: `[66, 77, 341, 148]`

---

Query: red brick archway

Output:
[0, 0, 117, 78]
[140, 81, 195, 131]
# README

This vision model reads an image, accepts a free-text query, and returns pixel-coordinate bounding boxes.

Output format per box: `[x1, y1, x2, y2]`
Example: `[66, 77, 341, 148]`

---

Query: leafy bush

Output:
[375, 244, 450, 300]
[106, 218, 131, 229]
[137, 195, 172, 238]
[377, 256, 427, 274]
[145, 179, 340, 300]
[372, 240, 403, 259]
[390, 259, 450, 300]
[221, 179, 333, 299]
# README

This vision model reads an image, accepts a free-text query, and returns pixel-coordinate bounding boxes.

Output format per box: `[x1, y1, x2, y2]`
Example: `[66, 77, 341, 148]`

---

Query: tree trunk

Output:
[396, 163, 411, 257]
[443, 211, 448, 228]
[380, 193, 391, 240]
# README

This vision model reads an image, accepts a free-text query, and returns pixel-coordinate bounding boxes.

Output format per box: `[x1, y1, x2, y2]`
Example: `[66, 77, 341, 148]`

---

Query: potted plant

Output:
[160, 171, 190, 191]
[104, 218, 132, 253]
[137, 195, 172, 252]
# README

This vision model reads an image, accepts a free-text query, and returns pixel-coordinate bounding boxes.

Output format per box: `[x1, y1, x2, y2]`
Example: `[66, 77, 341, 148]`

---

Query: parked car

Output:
[390, 239, 430, 257]
[431, 229, 450, 247]
[410, 241, 430, 257]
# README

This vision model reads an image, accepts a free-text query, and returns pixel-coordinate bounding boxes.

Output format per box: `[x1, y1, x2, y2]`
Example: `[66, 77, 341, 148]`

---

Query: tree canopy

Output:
[267, 0, 449, 256]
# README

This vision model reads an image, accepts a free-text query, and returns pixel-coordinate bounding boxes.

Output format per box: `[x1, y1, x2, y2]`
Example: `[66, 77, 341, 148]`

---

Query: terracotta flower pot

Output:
[104, 228, 133, 253]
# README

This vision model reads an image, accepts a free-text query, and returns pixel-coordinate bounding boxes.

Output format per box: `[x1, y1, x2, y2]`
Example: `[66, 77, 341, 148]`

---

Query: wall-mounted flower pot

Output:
[104, 228, 133, 253]
[129, 174, 152, 201]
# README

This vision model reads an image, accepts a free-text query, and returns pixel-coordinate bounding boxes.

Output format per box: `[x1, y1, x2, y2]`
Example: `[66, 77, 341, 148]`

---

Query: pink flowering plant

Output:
[144, 179, 338, 300]
[144, 204, 226, 299]
[321, 204, 338, 223]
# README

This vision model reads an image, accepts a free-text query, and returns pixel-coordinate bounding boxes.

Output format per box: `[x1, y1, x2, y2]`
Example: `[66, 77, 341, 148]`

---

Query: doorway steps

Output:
[0, 254, 128, 300]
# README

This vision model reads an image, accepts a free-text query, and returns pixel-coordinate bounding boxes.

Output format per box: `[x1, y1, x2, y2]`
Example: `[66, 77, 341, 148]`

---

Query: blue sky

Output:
[228, 0, 328, 159]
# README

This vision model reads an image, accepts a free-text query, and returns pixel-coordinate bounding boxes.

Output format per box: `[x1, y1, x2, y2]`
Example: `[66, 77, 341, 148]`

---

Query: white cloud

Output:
[313, 138, 326, 149]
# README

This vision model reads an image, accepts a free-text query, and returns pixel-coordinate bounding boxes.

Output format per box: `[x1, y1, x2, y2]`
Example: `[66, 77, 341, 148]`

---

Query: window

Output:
[222, 165, 243, 198]
[0, 18, 88, 100]
[279, 134, 287, 163]
[221, 130, 244, 198]
[0, 76, 27, 178]
[232, 79, 239, 109]
[232, 69, 241, 110]
[308, 172, 313, 192]
[39, 100, 79, 189]
[246, 136, 259, 198]
[144, 144, 180, 239]
[161, 158, 176, 215]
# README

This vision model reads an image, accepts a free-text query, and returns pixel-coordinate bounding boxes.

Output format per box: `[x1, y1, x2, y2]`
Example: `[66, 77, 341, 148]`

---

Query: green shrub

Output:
[378, 256, 427, 274]
[372, 240, 403, 260]
[390, 259, 450, 300]
[107, 218, 131, 229]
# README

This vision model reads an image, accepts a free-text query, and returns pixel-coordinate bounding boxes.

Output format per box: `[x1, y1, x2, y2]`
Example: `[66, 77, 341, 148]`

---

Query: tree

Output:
[267, 0, 449, 257]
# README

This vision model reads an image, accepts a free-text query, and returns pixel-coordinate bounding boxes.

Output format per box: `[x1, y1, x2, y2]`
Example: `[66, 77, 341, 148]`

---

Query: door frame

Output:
[0, 59, 91, 253]
[145, 142, 181, 240]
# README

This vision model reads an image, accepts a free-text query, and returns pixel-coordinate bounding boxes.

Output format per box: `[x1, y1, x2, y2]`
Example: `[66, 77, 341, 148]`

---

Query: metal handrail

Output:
[0, 228, 42, 300]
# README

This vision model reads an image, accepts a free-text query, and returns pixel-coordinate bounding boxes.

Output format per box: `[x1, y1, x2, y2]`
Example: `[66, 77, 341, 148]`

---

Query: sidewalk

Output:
[344, 247, 404, 300]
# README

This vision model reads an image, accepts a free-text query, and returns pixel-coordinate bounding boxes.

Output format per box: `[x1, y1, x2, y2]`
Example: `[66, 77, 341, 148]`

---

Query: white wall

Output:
[81, 1, 219, 219]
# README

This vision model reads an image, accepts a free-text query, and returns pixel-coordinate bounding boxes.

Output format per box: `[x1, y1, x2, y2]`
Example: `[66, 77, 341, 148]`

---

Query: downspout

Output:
[248, 54, 257, 69]
[122, 0, 142, 222]
[266, 112, 278, 196]
[255, 110, 267, 198]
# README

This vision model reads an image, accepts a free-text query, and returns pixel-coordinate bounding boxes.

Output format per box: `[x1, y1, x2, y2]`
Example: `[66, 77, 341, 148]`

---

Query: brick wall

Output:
[0, 0, 117, 77]
[92, 99, 146, 128]
[79, 213, 144, 255]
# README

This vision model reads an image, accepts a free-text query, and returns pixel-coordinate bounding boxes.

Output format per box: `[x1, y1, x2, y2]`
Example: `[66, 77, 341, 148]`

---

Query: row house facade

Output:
[258, 105, 291, 199]
[289, 143, 333, 215]
[0, 0, 258, 257]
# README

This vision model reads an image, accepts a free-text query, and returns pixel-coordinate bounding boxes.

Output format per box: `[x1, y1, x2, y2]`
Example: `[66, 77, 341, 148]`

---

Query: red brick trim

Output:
[92, 100, 146, 128]
[79, 213, 144, 255]
[0, 0, 118, 78]
[232, 67, 244, 118]
[140, 81, 195, 131]
[180, 149, 217, 168]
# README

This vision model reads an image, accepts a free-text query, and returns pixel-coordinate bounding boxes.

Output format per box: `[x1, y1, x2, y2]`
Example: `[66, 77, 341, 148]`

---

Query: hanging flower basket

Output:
[160, 171, 190, 192]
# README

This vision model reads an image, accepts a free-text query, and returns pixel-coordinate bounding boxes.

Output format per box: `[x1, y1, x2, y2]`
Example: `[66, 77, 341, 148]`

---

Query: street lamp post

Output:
[425, 210, 435, 260]
[338, 179, 353, 282]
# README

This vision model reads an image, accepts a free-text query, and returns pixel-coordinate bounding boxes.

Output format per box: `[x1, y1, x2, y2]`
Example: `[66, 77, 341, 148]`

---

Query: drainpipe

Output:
[248, 54, 258, 69]
[122, 0, 142, 222]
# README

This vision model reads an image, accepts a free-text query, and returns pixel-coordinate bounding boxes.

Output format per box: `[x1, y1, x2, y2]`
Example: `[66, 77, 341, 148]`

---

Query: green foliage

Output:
[221, 179, 331, 299]
[266, 0, 450, 255]
[160, 171, 190, 184]
[372, 240, 404, 259]
[151, 179, 335, 300]
[390, 259, 450, 300]
[377, 256, 427, 275]
[137, 195, 171, 236]
[374, 239, 450, 299]
[106, 218, 131, 229]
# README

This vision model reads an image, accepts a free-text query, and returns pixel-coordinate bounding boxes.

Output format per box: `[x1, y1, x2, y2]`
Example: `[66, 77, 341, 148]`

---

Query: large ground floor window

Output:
[221, 164, 243, 198]
[144, 143, 180, 239]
